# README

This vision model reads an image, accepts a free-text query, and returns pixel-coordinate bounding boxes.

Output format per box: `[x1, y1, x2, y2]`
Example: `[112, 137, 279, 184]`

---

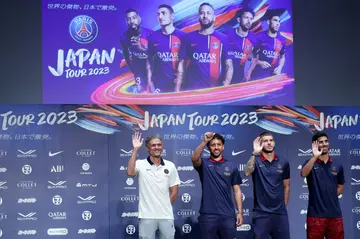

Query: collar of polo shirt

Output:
[259, 153, 278, 161]
[316, 156, 333, 164]
[209, 157, 225, 163]
[147, 156, 165, 166]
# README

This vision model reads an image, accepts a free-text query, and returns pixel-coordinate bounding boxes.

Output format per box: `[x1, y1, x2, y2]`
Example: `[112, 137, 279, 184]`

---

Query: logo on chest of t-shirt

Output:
[224, 167, 231, 176]
[164, 169, 169, 174]
[192, 53, 217, 63]
[277, 164, 283, 173]
[130, 51, 148, 59]
[228, 51, 247, 60]
[262, 50, 279, 59]
[156, 52, 179, 62]
[331, 166, 338, 175]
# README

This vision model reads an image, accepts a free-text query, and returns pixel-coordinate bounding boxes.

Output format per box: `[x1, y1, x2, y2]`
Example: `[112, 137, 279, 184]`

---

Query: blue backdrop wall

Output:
[0, 105, 359, 238]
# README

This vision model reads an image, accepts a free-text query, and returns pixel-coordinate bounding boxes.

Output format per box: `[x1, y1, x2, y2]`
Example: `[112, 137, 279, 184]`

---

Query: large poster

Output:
[0, 105, 360, 238]
[43, 0, 294, 105]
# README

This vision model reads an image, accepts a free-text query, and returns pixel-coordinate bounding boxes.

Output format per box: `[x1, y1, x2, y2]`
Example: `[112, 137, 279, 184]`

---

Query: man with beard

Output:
[120, 9, 153, 93]
[176, 2, 233, 90]
[249, 11, 287, 80]
[244, 132, 290, 239]
[146, 4, 186, 93]
[301, 132, 345, 239]
[191, 132, 243, 239]
[127, 132, 180, 239]
[223, 8, 256, 83]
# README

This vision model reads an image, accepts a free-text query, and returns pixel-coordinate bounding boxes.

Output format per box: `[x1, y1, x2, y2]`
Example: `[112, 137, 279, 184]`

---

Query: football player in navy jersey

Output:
[146, 4, 186, 93]
[120, 9, 153, 93]
[191, 132, 243, 239]
[244, 132, 290, 239]
[301, 132, 345, 239]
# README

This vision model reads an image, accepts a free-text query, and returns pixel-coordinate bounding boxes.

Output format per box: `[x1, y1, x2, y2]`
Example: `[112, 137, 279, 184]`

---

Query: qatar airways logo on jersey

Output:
[48, 48, 116, 79]
[157, 52, 179, 62]
[262, 50, 279, 59]
[131, 51, 148, 60]
[228, 51, 247, 60]
[193, 53, 217, 63]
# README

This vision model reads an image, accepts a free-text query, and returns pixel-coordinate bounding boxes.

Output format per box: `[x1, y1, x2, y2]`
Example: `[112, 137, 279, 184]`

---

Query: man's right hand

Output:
[203, 132, 215, 143]
[312, 141, 322, 158]
[253, 137, 263, 155]
[258, 60, 271, 69]
[132, 132, 143, 149]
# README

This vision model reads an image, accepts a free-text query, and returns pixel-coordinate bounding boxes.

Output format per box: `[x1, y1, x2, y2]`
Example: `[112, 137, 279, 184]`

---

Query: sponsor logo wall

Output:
[0, 105, 359, 238]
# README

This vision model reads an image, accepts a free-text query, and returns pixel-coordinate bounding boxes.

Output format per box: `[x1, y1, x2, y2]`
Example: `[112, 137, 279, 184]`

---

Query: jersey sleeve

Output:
[169, 163, 181, 187]
[337, 164, 345, 185]
[135, 160, 141, 175]
[280, 39, 286, 56]
[252, 35, 262, 55]
[179, 33, 189, 60]
[222, 36, 232, 60]
[231, 165, 242, 186]
[147, 34, 155, 58]
[300, 159, 310, 177]
[283, 161, 290, 180]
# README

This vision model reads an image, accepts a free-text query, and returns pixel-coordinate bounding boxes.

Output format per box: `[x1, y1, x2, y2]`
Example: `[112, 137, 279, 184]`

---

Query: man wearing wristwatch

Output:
[244, 132, 290, 239]
[192, 132, 243, 239]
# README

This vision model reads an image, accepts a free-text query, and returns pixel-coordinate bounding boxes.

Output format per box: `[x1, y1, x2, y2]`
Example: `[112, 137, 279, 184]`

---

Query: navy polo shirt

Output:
[195, 157, 242, 218]
[252, 154, 290, 214]
[301, 157, 345, 218]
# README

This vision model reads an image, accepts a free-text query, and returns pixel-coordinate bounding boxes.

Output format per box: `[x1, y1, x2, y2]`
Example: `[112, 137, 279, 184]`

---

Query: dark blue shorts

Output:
[252, 211, 289, 239]
[198, 214, 236, 239]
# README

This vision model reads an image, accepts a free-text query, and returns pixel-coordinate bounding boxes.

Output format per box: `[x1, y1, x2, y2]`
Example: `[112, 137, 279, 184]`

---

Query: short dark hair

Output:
[199, 2, 214, 13]
[268, 13, 280, 21]
[237, 8, 255, 18]
[145, 135, 162, 147]
[260, 131, 273, 138]
[207, 133, 225, 147]
[125, 9, 138, 15]
[158, 4, 174, 14]
[312, 132, 328, 143]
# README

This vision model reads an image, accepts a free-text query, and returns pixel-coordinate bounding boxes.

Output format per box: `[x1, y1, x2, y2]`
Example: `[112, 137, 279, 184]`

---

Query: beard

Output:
[240, 24, 250, 32]
[269, 27, 278, 34]
[262, 147, 274, 154]
[210, 150, 222, 159]
[200, 20, 214, 30]
[320, 147, 328, 155]
[128, 24, 140, 35]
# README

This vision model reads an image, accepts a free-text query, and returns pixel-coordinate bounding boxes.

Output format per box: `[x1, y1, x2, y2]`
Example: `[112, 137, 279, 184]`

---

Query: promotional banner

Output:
[0, 105, 359, 238]
[43, 0, 294, 105]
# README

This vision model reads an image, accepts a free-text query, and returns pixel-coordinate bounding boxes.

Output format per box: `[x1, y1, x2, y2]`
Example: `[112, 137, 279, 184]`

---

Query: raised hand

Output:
[203, 132, 215, 142]
[312, 141, 322, 157]
[132, 132, 143, 149]
[253, 137, 263, 155]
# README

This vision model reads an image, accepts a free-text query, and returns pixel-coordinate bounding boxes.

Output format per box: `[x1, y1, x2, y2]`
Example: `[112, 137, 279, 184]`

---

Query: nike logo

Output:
[121, 149, 133, 154]
[49, 151, 64, 157]
[154, 43, 160, 46]
[352, 178, 360, 183]
[232, 150, 246, 156]
[191, 44, 197, 46]
[146, 169, 151, 171]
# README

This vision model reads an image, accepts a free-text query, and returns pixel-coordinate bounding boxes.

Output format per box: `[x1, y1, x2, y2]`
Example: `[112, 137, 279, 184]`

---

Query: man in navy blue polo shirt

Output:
[301, 131, 345, 239]
[191, 132, 243, 239]
[244, 131, 290, 239]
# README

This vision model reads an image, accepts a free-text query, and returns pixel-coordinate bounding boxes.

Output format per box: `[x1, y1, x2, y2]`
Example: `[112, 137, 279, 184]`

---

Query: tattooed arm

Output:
[244, 137, 263, 176]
